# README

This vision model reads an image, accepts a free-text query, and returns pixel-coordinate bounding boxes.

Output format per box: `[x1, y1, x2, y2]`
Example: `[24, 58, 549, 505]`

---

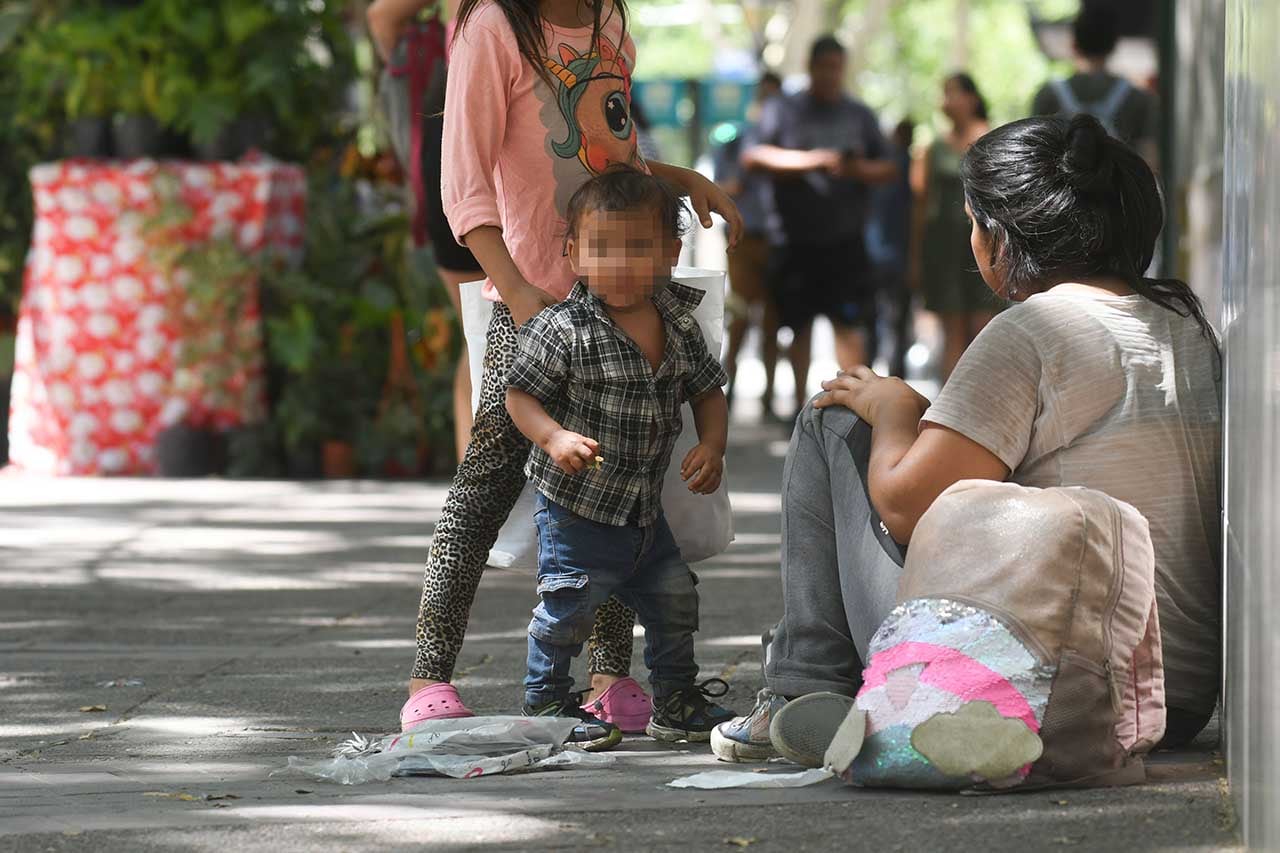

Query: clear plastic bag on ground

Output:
[286, 716, 614, 785]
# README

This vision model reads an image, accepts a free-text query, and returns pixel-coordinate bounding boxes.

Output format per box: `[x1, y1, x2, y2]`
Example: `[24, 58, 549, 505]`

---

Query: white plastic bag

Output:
[460, 268, 735, 569]
[287, 716, 614, 784]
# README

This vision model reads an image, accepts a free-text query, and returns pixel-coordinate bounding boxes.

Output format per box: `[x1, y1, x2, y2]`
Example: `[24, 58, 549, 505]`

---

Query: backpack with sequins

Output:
[830, 480, 1165, 790]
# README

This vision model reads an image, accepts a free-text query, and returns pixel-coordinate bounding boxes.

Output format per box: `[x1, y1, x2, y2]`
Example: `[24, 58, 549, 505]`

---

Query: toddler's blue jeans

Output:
[524, 494, 700, 707]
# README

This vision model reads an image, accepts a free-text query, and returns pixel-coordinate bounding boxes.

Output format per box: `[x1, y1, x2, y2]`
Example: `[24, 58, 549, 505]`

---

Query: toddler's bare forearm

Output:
[691, 389, 729, 455]
[506, 388, 563, 450]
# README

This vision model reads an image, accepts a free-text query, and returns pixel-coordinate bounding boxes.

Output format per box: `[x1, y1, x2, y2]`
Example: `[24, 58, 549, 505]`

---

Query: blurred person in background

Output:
[714, 71, 784, 418]
[369, 0, 484, 463]
[1031, 4, 1159, 166]
[912, 73, 995, 381]
[865, 119, 915, 379]
[744, 37, 896, 416]
[629, 97, 662, 163]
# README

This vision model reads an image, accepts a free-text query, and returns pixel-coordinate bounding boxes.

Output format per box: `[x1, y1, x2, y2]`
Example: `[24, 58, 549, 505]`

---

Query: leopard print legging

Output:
[413, 302, 636, 681]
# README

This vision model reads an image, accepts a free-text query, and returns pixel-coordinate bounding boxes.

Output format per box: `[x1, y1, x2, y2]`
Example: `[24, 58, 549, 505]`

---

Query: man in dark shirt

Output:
[1031, 5, 1158, 164]
[744, 36, 896, 415]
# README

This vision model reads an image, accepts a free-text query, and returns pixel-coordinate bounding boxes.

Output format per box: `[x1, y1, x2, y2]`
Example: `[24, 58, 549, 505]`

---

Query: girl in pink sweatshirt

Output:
[403, 0, 742, 733]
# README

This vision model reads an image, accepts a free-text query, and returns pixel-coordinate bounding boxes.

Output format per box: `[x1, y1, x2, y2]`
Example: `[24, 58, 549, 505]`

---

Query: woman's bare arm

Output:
[813, 369, 1009, 542]
[868, 422, 1008, 543]
[366, 0, 431, 62]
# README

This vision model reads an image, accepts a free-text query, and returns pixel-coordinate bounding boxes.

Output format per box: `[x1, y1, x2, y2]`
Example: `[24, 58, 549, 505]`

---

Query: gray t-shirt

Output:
[922, 287, 1222, 714]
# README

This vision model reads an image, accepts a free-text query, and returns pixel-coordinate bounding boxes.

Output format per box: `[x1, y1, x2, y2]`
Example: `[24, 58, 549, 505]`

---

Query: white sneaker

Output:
[710, 688, 788, 762]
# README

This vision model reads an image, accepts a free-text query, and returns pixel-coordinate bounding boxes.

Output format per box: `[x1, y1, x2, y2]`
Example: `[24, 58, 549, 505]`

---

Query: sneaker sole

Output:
[645, 720, 714, 743]
[709, 725, 777, 762]
[578, 727, 625, 753]
[769, 692, 858, 768]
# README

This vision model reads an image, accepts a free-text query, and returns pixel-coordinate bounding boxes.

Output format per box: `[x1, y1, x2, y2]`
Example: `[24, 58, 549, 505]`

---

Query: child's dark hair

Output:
[563, 167, 691, 248]
[961, 114, 1215, 341]
[455, 0, 628, 89]
[1073, 5, 1120, 59]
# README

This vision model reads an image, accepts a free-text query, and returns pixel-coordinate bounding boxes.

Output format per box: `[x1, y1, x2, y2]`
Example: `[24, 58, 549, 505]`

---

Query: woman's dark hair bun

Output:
[1061, 114, 1114, 195]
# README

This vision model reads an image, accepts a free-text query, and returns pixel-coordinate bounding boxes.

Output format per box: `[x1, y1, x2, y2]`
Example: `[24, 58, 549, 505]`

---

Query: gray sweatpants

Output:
[764, 402, 906, 698]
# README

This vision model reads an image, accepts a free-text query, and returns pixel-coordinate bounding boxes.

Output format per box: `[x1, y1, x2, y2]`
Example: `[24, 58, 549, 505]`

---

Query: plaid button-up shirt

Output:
[508, 281, 728, 527]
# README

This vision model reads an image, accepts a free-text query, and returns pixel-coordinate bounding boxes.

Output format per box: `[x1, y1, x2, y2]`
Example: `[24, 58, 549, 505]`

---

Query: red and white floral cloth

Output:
[9, 159, 305, 475]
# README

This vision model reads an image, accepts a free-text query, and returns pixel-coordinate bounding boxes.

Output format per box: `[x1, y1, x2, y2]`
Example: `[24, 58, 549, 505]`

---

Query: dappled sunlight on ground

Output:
[0, 422, 1233, 850]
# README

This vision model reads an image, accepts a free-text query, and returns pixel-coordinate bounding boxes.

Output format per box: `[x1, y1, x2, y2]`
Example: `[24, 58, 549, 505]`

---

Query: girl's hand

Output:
[685, 171, 744, 249]
[506, 283, 555, 327]
[652, 163, 744, 249]
[813, 366, 930, 425]
[681, 442, 724, 494]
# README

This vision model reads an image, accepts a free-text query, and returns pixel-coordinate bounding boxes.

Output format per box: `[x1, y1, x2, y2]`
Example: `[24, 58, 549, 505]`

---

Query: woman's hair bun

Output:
[1061, 114, 1114, 195]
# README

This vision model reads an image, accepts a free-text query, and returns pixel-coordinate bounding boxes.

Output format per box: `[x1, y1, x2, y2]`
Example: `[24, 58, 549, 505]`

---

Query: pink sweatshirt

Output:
[441, 2, 646, 301]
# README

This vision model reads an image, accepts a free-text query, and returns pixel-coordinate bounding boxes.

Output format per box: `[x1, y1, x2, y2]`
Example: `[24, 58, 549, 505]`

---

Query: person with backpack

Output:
[711, 114, 1221, 768]
[1031, 5, 1159, 166]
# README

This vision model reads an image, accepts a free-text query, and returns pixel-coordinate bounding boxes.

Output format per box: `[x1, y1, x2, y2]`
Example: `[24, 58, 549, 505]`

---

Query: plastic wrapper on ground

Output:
[286, 716, 614, 785]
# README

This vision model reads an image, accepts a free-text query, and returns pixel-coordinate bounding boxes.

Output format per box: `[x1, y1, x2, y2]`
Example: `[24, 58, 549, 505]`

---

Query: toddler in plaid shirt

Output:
[506, 168, 736, 750]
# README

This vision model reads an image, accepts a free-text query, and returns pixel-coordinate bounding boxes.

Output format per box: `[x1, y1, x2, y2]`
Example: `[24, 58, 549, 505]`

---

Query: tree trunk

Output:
[952, 0, 971, 70]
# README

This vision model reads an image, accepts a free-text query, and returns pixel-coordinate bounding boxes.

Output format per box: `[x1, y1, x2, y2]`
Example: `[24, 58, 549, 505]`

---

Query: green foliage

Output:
[254, 161, 459, 476]
[854, 0, 1079, 136]
[143, 174, 259, 421]
[7, 0, 354, 152]
[0, 1, 50, 320]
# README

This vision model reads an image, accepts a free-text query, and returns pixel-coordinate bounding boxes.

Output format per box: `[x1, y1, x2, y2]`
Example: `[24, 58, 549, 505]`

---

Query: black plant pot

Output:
[193, 126, 243, 162]
[0, 373, 10, 467]
[155, 424, 225, 477]
[112, 114, 164, 159]
[286, 444, 322, 480]
[223, 423, 285, 478]
[63, 117, 112, 158]
[236, 115, 273, 155]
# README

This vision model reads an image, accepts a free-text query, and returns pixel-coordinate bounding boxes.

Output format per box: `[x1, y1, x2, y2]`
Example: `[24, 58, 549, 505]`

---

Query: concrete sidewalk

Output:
[0, 421, 1236, 852]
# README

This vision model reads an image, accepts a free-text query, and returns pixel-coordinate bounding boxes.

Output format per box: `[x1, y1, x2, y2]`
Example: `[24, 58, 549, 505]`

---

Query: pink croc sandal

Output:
[400, 683, 475, 732]
[581, 676, 651, 734]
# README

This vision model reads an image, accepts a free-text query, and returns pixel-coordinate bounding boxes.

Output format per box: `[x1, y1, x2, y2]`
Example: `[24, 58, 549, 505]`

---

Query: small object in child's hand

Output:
[591, 455, 604, 470]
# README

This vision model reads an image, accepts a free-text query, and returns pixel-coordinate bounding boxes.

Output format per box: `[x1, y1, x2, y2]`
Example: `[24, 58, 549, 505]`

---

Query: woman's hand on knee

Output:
[814, 366, 929, 425]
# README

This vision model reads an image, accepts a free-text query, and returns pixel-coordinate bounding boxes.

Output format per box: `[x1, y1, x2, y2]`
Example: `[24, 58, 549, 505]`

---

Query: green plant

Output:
[256, 152, 460, 477]
[144, 0, 354, 152]
[145, 173, 260, 426]
[20, 6, 119, 120]
[0, 2, 52, 320]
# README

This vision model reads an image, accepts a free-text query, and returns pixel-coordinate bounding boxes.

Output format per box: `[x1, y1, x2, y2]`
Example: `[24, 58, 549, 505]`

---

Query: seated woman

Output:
[712, 114, 1222, 762]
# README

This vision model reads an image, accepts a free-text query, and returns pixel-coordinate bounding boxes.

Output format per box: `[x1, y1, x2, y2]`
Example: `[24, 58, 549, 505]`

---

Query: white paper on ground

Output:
[666, 768, 835, 789]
